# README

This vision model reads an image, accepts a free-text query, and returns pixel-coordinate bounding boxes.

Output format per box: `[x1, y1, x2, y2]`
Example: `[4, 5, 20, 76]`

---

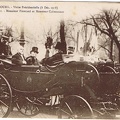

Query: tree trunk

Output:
[110, 39, 113, 61]
[60, 21, 67, 54]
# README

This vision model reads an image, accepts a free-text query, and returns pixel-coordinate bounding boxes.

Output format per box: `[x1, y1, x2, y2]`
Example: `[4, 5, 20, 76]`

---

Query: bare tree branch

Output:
[92, 16, 110, 36]
[98, 44, 111, 53]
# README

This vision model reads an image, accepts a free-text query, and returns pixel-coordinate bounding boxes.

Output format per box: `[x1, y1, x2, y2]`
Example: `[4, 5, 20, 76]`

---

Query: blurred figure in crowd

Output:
[45, 36, 53, 58]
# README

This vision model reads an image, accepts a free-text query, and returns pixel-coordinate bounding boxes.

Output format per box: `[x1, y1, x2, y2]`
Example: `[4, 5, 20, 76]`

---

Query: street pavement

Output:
[8, 111, 58, 118]
[8, 107, 58, 118]
[6, 106, 120, 118]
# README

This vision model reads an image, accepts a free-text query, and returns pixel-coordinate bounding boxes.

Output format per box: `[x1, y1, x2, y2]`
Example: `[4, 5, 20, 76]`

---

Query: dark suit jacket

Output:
[41, 52, 63, 66]
[12, 52, 25, 65]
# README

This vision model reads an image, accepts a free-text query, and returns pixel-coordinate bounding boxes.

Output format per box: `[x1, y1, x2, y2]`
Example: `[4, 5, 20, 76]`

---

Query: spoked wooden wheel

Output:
[16, 96, 40, 116]
[98, 65, 116, 73]
[58, 95, 94, 119]
[0, 74, 12, 118]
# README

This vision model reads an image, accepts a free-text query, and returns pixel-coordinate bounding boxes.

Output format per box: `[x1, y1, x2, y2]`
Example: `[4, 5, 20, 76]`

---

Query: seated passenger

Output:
[40, 42, 64, 66]
[26, 47, 39, 65]
[12, 45, 26, 65]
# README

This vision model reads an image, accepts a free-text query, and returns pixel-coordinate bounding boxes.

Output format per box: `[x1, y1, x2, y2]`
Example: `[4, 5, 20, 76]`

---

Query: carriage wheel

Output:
[16, 96, 40, 116]
[57, 95, 94, 119]
[98, 65, 116, 73]
[0, 74, 12, 118]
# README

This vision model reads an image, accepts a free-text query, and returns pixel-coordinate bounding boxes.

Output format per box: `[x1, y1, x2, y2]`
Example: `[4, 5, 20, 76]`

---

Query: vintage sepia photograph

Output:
[0, 1, 120, 119]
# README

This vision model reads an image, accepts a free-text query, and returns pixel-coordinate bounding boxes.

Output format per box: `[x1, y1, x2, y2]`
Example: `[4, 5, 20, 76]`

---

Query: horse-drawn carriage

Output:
[0, 56, 120, 118]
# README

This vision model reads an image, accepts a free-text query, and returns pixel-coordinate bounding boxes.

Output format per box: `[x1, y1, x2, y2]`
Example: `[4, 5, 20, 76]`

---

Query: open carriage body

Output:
[0, 57, 120, 118]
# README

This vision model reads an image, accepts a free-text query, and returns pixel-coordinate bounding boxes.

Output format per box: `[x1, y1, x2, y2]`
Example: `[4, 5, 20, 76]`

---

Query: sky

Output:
[0, 2, 120, 39]
[0, 1, 120, 60]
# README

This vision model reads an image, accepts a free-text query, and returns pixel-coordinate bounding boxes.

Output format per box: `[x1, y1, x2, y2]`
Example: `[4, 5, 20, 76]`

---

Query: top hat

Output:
[30, 47, 39, 53]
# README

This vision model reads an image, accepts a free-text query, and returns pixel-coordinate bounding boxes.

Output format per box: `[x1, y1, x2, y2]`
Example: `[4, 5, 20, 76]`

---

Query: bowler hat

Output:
[30, 47, 39, 53]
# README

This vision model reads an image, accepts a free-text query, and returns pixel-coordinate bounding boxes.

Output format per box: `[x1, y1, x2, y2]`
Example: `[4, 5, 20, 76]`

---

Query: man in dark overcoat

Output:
[12, 45, 26, 65]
